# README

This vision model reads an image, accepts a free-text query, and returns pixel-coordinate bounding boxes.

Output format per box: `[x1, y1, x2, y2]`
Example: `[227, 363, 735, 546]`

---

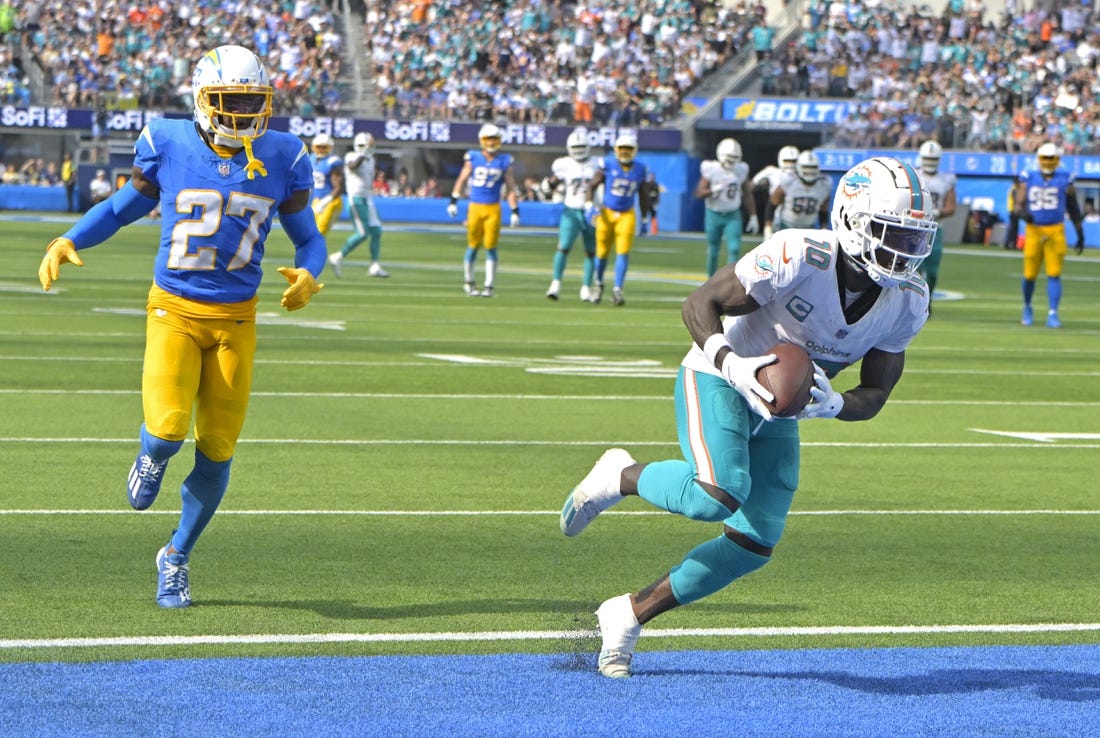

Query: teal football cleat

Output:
[156, 546, 191, 608]
[560, 448, 635, 537]
[128, 454, 168, 510]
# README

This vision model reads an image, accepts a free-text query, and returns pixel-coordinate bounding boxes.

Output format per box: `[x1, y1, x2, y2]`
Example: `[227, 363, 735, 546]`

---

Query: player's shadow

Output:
[197, 598, 801, 620]
[639, 667, 1100, 702]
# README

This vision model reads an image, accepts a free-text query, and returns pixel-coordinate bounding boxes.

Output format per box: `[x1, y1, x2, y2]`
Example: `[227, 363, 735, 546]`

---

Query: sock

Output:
[1047, 276, 1061, 312]
[464, 248, 477, 283]
[552, 249, 568, 281]
[582, 253, 595, 287]
[484, 250, 498, 287]
[170, 449, 231, 556]
[669, 533, 769, 605]
[341, 231, 365, 257]
[595, 257, 607, 284]
[368, 226, 382, 261]
[637, 460, 737, 521]
[1022, 278, 1035, 306]
[708, 242, 720, 276]
[140, 424, 183, 463]
[614, 253, 629, 289]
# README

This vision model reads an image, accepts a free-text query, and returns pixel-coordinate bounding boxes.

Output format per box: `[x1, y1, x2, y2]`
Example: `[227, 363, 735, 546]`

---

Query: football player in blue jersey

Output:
[447, 123, 521, 297]
[1013, 142, 1085, 328]
[310, 132, 346, 236]
[37, 45, 326, 608]
[584, 132, 652, 306]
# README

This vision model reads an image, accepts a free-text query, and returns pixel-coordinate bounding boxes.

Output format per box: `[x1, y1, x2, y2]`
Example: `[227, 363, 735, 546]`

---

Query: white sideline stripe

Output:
[4, 623, 1100, 650]
[3, 437, 1100, 450]
[3, 509, 1099, 517]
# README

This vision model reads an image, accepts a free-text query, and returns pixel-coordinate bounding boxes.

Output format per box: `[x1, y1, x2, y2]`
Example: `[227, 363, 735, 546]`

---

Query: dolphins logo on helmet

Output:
[831, 157, 937, 287]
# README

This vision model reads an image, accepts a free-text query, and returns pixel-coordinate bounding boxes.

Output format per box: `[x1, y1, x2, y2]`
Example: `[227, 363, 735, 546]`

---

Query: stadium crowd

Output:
[360, 0, 763, 126]
[5, 0, 345, 117]
[773, 0, 1100, 154]
[3, 0, 1100, 155]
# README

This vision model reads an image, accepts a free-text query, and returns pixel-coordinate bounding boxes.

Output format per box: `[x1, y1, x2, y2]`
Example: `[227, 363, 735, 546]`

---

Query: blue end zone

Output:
[2, 645, 1097, 735]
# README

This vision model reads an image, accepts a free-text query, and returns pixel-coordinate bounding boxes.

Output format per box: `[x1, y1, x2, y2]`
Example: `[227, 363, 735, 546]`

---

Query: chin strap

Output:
[241, 136, 267, 179]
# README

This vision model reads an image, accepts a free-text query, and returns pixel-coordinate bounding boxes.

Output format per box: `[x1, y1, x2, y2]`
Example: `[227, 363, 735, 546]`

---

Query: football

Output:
[756, 342, 815, 417]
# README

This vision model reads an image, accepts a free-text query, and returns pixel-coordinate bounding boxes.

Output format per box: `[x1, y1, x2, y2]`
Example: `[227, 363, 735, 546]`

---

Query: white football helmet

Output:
[831, 157, 937, 287]
[716, 138, 742, 169]
[918, 140, 942, 175]
[1037, 142, 1061, 175]
[796, 150, 820, 183]
[566, 129, 590, 161]
[778, 145, 800, 171]
[353, 132, 374, 155]
[192, 45, 272, 148]
[615, 132, 638, 165]
[479, 123, 502, 154]
[311, 133, 334, 157]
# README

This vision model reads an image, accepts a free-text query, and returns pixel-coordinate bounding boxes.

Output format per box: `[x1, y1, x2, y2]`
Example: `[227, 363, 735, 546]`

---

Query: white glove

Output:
[720, 352, 777, 422]
[745, 214, 759, 234]
[311, 195, 332, 216]
[796, 364, 844, 420]
[762, 224, 773, 240]
[584, 201, 599, 224]
[510, 210, 520, 228]
[446, 202, 458, 219]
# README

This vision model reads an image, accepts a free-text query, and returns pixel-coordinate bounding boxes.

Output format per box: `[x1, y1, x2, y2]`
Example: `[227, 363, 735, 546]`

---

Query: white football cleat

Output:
[464, 281, 479, 296]
[596, 594, 641, 678]
[560, 448, 635, 536]
[546, 279, 561, 300]
[327, 252, 343, 277]
[368, 262, 389, 278]
[579, 285, 592, 302]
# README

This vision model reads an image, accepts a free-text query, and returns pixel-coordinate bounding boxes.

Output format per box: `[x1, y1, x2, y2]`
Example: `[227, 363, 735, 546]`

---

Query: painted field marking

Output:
[4, 622, 1100, 650]
[970, 429, 1100, 443]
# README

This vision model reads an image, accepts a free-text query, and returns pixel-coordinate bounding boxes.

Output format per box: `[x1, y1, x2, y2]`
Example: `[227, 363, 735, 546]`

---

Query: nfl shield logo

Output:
[217, 162, 231, 177]
[836, 329, 849, 339]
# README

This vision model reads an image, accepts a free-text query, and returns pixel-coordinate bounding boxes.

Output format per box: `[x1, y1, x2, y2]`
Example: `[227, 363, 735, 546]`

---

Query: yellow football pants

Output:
[142, 308, 256, 462]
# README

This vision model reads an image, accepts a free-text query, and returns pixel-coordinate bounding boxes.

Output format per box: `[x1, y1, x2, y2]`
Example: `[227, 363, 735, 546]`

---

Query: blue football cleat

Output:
[1021, 305, 1033, 326]
[128, 454, 168, 510]
[1046, 310, 1061, 328]
[156, 546, 191, 608]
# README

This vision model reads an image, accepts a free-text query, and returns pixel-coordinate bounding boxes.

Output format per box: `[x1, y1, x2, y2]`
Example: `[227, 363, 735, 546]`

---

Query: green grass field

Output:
[2, 218, 1099, 664]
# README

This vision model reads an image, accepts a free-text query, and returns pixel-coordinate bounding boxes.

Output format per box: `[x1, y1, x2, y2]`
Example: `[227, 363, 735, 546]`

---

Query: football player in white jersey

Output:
[764, 150, 832, 238]
[752, 144, 799, 197]
[694, 138, 759, 274]
[544, 130, 600, 301]
[327, 132, 388, 278]
[916, 140, 956, 300]
[560, 156, 936, 679]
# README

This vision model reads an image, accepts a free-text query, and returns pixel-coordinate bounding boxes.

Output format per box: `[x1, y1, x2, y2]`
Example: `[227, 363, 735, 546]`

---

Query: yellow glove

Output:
[278, 266, 323, 311]
[39, 237, 84, 291]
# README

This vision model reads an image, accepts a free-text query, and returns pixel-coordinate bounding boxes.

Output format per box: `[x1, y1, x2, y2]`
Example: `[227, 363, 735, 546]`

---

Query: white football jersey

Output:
[775, 172, 833, 228]
[344, 150, 375, 199]
[682, 230, 929, 379]
[699, 160, 750, 213]
[752, 165, 789, 194]
[551, 156, 598, 209]
[920, 170, 957, 217]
